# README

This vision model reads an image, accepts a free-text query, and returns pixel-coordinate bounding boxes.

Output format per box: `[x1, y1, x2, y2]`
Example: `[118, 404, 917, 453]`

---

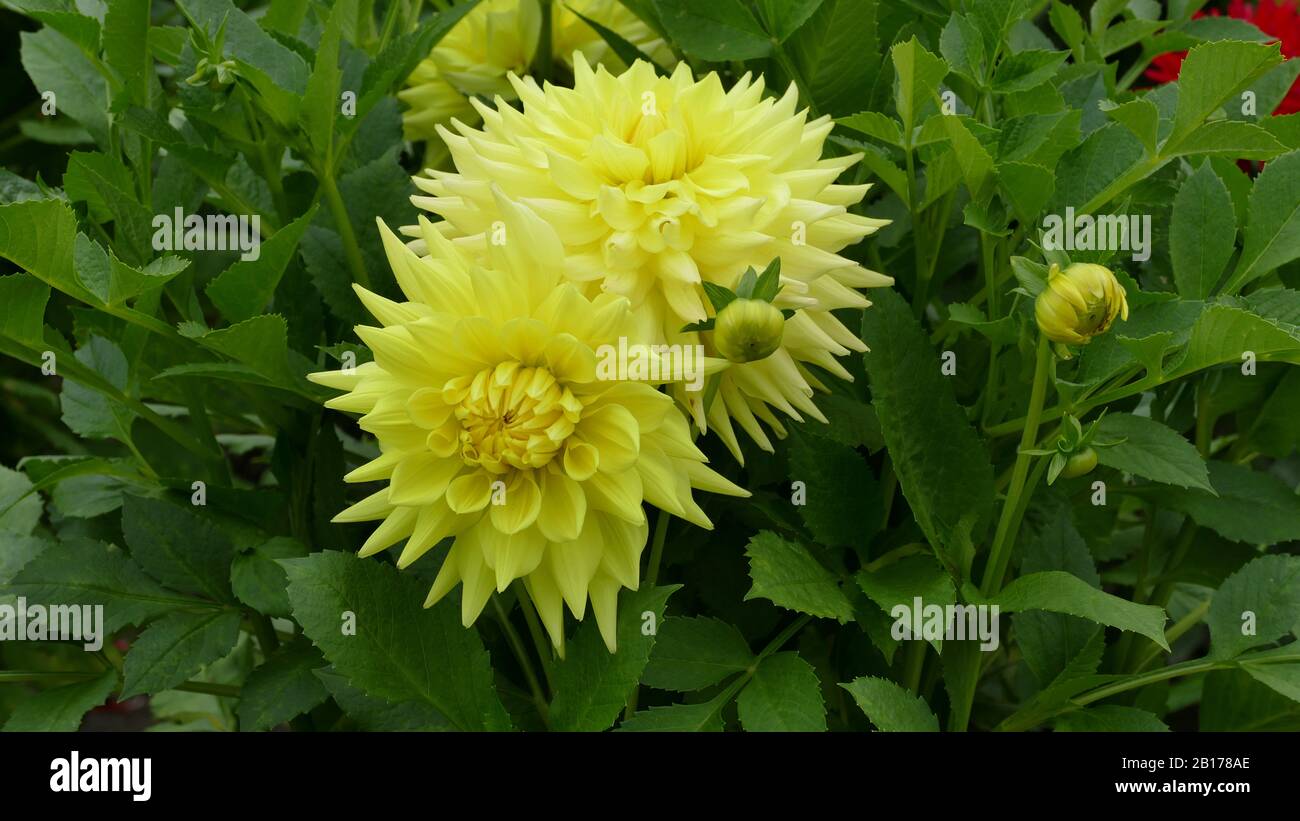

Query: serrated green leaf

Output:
[283, 552, 512, 731]
[617, 698, 726, 731]
[1054, 705, 1169, 731]
[1093, 413, 1213, 491]
[237, 640, 329, 731]
[788, 430, 881, 549]
[1169, 40, 1284, 147]
[548, 584, 677, 731]
[1223, 150, 1300, 293]
[1207, 555, 1300, 659]
[891, 36, 948, 140]
[1, 670, 117, 732]
[841, 675, 940, 731]
[744, 531, 854, 621]
[652, 0, 771, 61]
[206, 207, 316, 323]
[121, 609, 243, 698]
[971, 571, 1168, 649]
[860, 289, 994, 579]
[122, 494, 237, 602]
[738, 652, 826, 731]
[642, 616, 754, 692]
[1171, 161, 1237, 299]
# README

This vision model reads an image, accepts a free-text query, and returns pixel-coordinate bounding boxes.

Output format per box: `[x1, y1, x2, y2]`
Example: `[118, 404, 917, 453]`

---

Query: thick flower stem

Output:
[981, 333, 1052, 597]
[645, 509, 671, 587]
[492, 596, 550, 727]
[949, 334, 1051, 731]
[319, 171, 373, 290]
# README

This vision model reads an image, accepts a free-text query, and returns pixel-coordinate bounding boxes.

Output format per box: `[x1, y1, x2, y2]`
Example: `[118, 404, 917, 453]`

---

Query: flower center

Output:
[453, 361, 580, 474]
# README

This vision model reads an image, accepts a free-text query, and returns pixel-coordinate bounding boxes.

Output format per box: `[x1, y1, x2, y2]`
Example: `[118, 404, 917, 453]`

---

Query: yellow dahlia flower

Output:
[1034, 262, 1130, 345]
[309, 195, 746, 653]
[405, 55, 893, 462]
[399, 0, 668, 144]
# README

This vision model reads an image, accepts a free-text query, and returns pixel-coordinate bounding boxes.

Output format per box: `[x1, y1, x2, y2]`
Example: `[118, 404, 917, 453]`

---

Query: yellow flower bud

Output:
[713, 298, 785, 363]
[1034, 262, 1130, 345]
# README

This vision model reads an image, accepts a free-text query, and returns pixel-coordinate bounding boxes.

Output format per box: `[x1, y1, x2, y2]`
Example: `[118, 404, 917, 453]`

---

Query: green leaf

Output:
[942, 115, 996, 205]
[103, 0, 152, 108]
[0, 274, 49, 351]
[940, 12, 986, 85]
[788, 430, 881, 548]
[547, 584, 677, 731]
[1054, 705, 1170, 732]
[1157, 462, 1300, 546]
[122, 494, 237, 602]
[756, 0, 825, 42]
[997, 161, 1054, 225]
[738, 652, 826, 731]
[856, 554, 955, 651]
[1201, 667, 1300, 730]
[314, 668, 451, 731]
[860, 288, 995, 579]
[837, 111, 903, 147]
[236, 640, 329, 731]
[789, 0, 879, 116]
[972, 571, 1169, 649]
[299, 3, 343, 160]
[60, 336, 136, 443]
[617, 698, 726, 731]
[1170, 161, 1237, 299]
[231, 536, 307, 618]
[1223, 150, 1300, 294]
[121, 609, 243, 698]
[1, 670, 117, 732]
[642, 616, 754, 692]
[9, 538, 197, 632]
[1207, 555, 1300, 659]
[0, 465, 42, 536]
[841, 676, 940, 731]
[652, 0, 771, 61]
[0, 198, 81, 299]
[5, 0, 101, 56]
[181, 314, 312, 393]
[1049, 123, 1145, 213]
[206, 207, 317, 323]
[992, 49, 1067, 94]
[1093, 413, 1213, 491]
[1168, 303, 1300, 379]
[970, 0, 1029, 58]
[19, 28, 110, 148]
[1014, 507, 1102, 685]
[891, 36, 949, 139]
[283, 552, 512, 731]
[1239, 655, 1300, 704]
[1169, 120, 1287, 159]
[743, 531, 854, 621]
[1100, 98, 1159, 155]
[1169, 40, 1284, 147]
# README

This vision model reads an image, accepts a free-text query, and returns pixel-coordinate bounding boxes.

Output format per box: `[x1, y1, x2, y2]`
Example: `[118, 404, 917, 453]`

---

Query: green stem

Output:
[492, 596, 550, 727]
[318, 171, 372, 290]
[981, 334, 1052, 597]
[515, 582, 554, 693]
[645, 509, 671, 587]
[901, 641, 927, 694]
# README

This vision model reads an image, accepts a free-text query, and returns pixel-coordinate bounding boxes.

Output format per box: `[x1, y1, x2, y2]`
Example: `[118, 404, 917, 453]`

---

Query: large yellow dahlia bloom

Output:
[399, 0, 667, 144]
[309, 195, 746, 653]
[405, 55, 893, 462]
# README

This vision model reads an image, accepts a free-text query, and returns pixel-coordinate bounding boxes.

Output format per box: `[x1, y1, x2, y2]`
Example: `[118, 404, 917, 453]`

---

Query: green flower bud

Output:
[1059, 447, 1098, 479]
[1034, 262, 1129, 345]
[713, 298, 784, 363]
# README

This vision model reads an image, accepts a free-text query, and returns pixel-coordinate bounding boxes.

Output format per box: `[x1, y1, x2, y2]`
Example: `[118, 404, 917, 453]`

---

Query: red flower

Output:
[1147, 0, 1300, 115]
